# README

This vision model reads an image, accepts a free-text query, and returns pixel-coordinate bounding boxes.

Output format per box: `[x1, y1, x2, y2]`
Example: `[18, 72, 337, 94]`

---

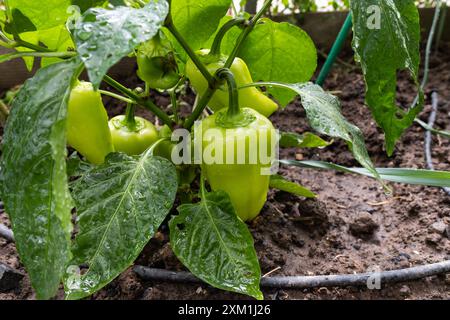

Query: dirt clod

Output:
[0, 263, 23, 292]
[426, 234, 443, 246]
[349, 212, 379, 238]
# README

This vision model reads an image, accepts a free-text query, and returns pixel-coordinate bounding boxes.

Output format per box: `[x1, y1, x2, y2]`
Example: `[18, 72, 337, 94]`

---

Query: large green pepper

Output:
[108, 104, 159, 156]
[137, 32, 180, 90]
[186, 49, 278, 118]
[199, 69, 277, 221]
[67, 81, 114, 165]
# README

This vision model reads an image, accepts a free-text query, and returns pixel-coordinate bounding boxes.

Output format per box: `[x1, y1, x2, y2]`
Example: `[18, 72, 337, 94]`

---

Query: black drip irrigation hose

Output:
[133, 261, 450, 290]
[425, 92, 450, 196]
[1, 213, 450, 294]
[0, 221, 448, 290]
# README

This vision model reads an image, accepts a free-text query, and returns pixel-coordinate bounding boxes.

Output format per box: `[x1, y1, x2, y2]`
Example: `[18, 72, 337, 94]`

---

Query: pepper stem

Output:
[216, 68, 240, 118]
[124, 103, 137, 130]
[214, 68, 256, 128]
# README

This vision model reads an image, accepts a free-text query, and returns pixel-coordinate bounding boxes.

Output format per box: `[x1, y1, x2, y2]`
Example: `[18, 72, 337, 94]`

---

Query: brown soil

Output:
[1, 44, 449, 300]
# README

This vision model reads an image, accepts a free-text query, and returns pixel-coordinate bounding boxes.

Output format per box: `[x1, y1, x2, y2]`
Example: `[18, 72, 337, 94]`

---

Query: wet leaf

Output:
[247, 82, 383, 186]
[170, 183, 263, 300]
[280, 132, 331, 148]
[73, 0, 169, 89]
[351, 0, 422, 155]
[0, 58, 81, 299]
[65, 152, 178, 300]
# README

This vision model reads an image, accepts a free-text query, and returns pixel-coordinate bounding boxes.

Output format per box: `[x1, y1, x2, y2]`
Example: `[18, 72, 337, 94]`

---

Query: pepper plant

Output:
[0, 0, 435, 300]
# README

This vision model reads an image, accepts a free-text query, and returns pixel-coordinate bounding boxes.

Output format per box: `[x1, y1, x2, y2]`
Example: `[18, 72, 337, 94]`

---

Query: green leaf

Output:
[169, 183, 263, 300]
[351, 0, 422, 155]
[249, 82, 382, 186]
[65, 152, 178, 300]
[0, 58, 81, 299]
[73, 0, 169, 89]
[270, 175, 316, 198]
[12, 31, 39, 71]
[3, 1, 74, 69]
[171, 0, 232, 51]
[280, 160, 450, 188]
[6, 0, 71, 31]
[230, 19, 317, 107]
[36, 26, 74, 67]
[280, 131, 331, 148]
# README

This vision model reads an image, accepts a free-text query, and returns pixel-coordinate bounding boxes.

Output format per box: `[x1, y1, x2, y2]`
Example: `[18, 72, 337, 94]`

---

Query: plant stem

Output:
[216, 68, 239, 117]
[14, 38, 52, 52]
[224, 0, 272, 69]
[172, 0, 272, 129]
[99, 90, 134, 104]
[165, 18, 214, 86]
[0, 51, 76, 63]
[124, 103, 137, 130]
[209, 18, 247, 56]
[103, 75, 174, 127]
[183, 87, 216, 129]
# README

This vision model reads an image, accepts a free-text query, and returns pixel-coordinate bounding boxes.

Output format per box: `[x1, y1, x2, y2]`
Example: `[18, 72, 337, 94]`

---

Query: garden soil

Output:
[1, 44, 449, 300]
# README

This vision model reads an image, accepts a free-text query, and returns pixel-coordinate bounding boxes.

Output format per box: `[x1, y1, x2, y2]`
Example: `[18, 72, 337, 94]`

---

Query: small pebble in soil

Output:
[429, 221, 447, 235]
[399, 285, 411, 297]
[349, 211, 379, 238]
[275, 290, 289, 300]
[195, 287, 206, 295]
[352, 241, 362, 250]
[291, 234, 305, 248]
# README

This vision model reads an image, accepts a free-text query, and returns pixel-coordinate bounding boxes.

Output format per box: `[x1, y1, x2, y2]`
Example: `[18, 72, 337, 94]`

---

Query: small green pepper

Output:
[200, 69, 277, 221]
[137, 32, 180, 90]
[186, 49, 278, 117]
[67, 81, 114, 165]
[153, 124, 176, 160]
[108, 104, 159, 156]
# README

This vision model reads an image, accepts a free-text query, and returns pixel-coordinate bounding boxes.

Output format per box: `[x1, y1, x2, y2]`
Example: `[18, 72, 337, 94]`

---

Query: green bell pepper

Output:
[186, 49, 278, 118]
[67, 81, 114, 165]
[109, 104, 159, 156]
[199, 68, 277, 221]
